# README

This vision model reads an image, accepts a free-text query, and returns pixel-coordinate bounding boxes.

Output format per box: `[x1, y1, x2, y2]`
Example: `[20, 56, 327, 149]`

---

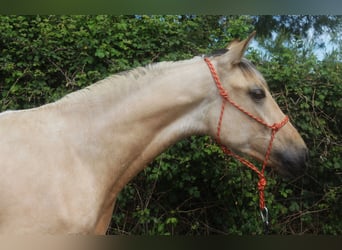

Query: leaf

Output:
[95, 49, 106, 58]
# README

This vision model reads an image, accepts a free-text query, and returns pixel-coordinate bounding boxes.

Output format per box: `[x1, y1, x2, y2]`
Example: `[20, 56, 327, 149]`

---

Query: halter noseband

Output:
[204, 58, 289, 231]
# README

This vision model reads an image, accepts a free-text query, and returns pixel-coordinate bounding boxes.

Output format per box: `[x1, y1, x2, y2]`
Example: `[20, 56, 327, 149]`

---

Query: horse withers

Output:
[0, 32, 308, 234]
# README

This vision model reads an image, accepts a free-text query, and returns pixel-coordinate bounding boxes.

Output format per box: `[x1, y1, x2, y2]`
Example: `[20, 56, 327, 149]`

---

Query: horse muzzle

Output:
[273, 146, 309, 177]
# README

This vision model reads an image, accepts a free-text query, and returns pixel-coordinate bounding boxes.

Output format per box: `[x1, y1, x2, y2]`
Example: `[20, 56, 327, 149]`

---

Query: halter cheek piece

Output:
[204, 58, 289, 232]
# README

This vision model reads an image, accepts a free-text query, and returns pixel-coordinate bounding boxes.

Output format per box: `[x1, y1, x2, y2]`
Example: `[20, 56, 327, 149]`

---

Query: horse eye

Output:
[249, 88, 266, 102]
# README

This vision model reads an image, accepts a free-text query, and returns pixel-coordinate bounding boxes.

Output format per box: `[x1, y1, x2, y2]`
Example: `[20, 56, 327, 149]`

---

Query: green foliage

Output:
[0, 15, 340, 235]
[1, 15, 246, 110]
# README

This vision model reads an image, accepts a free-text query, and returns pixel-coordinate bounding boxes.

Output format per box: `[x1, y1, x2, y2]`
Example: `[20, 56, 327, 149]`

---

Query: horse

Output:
[0, 32, 308, 234]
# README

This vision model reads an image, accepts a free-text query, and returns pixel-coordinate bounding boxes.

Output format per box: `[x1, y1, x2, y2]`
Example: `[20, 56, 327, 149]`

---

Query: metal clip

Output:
[260, 207, 268, 223]
[260, 207, 269, 234]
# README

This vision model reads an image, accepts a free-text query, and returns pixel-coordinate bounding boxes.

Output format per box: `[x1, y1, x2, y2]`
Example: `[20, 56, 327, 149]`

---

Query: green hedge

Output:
[0, 15, 340, 235]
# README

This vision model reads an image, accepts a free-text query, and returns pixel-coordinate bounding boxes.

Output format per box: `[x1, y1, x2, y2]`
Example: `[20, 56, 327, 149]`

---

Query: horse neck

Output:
[54, 58, 214, 194]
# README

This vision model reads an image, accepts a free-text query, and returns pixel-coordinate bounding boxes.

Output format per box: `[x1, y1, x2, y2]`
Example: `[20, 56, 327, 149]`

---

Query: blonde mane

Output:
[55, 56, 203, 106]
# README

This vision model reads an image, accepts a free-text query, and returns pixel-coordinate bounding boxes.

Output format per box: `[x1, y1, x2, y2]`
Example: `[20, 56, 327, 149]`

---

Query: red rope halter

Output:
[204, 58, 289, 214]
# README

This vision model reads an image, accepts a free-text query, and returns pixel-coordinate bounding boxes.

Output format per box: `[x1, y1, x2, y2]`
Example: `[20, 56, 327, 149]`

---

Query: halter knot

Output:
[271, 124, 280, 131]
[271, 116, 289, 132]
[257, 177, 267, 191]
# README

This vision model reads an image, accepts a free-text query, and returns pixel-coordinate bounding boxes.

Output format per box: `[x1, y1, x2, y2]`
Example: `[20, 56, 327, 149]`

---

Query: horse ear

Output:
[226, 31, 256, 65]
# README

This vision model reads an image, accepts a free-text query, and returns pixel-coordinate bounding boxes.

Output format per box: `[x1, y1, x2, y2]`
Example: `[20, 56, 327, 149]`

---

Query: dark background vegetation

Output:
[0, 15, 341, 235]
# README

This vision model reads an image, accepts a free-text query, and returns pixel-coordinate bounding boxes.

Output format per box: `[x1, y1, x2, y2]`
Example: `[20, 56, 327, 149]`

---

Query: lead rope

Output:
[204, 58, 289, 234]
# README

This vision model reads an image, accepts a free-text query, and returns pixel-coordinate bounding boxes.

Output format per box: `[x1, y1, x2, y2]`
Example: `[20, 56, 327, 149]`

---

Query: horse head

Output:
[206, 32, 308, 177]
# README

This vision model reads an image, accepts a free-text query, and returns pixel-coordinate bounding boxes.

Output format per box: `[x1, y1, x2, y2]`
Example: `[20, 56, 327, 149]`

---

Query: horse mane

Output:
[54, 56, 203, 106]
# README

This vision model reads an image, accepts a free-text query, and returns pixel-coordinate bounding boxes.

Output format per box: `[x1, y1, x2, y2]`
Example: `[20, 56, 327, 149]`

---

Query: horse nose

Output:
[275, 147, 309, 177]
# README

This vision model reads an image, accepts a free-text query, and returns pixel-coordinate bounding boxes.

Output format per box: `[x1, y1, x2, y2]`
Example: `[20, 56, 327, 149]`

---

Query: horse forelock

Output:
[237, 58, 268, 88]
